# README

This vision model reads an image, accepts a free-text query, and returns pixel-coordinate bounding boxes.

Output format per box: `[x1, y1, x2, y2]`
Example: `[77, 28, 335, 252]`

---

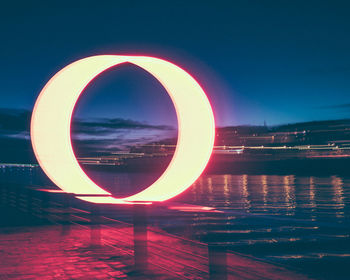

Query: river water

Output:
[1, 167, 349, 279]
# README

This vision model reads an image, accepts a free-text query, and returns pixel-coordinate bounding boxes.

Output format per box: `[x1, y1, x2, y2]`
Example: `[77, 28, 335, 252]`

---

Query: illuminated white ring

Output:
[31, 55, 215, 203]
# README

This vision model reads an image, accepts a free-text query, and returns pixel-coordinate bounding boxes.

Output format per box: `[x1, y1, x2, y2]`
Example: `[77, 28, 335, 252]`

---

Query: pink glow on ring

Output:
[31, 55, 215, 203]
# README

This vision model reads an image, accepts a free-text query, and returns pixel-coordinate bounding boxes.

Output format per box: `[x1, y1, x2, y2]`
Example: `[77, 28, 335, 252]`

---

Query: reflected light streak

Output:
[331, 176, 345, 218]
[207, 177, 213, 194]
[309, 177, 316, 208]
[241, 174, 251, 210]
[31, 55, 215, 204]
[283, 175, 296, 212]
[206, 177, 214, 203]
[261, 175, 268, 205]
[223, 174, 230, 203]
[309, 177, 317, 221]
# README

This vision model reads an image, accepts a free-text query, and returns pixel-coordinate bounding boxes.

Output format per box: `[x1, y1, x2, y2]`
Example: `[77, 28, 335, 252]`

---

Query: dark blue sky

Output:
[2, 0, 350, 126]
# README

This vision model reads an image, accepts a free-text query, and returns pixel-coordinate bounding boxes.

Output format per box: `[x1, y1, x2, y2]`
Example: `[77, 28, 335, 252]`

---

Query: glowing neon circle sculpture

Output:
[31, 55, 215, 204]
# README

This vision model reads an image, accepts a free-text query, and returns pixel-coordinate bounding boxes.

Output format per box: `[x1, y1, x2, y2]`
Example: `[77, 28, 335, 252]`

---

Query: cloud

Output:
[0, 108, 31, 138]
[0, 108, 174, 138]
[72, 117, 174, 137]
[318, 103, 350, 110]
[0, 108, 176, 160]
[316, 103, 350, 117]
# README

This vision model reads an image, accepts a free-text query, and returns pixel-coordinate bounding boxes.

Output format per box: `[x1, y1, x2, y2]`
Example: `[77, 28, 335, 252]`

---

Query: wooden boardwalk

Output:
[0, 222, 312, 280]
[0, 183, 313, 279]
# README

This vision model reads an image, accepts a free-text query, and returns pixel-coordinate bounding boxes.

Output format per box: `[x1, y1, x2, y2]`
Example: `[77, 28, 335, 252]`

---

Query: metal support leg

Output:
[208, 244, 227, 280]
[41, 191, 50, 221]
[133, 204, 148, 271]
[61, 193, 72, 235]
[90, 204, 101, 247]
[26, 188, 32, 217]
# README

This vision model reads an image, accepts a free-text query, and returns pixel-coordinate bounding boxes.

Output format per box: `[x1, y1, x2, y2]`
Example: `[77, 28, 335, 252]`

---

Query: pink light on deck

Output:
[31, 55, 215, 203]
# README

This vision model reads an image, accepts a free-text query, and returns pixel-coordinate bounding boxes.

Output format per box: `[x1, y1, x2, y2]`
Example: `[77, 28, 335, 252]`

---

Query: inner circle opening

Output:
[71, 63, 178, 197]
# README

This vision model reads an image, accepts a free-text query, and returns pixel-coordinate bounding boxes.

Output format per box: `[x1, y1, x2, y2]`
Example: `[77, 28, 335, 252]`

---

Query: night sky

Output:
[2, 0, 350, 124]
[1, 1, 350, 161]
